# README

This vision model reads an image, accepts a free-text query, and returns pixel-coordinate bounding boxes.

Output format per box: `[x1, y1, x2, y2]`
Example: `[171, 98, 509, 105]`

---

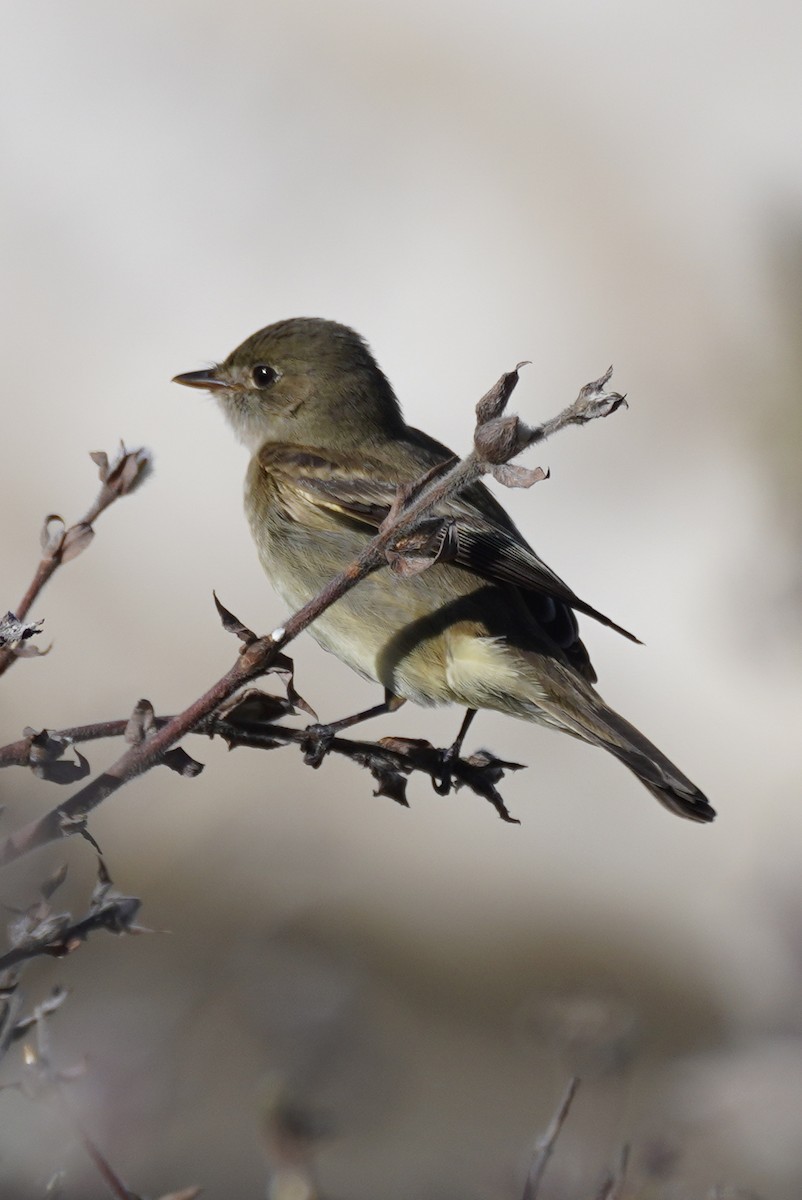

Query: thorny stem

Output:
[0, 369, 624, 868]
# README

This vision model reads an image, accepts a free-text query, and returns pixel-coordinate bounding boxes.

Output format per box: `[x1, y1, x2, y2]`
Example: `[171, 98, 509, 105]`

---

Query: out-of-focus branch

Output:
[522, 1076, 581, 1200]
[0, 366, 625, 868]
[0, 860, 143, 975]
[0, 445, 152, 678]
[594, 1143, 630, 1200]
[5, 968, 199, 1200]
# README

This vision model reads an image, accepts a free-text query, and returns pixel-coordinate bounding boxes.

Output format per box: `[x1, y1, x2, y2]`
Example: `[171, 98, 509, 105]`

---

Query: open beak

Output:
[172, 368, 229, 390]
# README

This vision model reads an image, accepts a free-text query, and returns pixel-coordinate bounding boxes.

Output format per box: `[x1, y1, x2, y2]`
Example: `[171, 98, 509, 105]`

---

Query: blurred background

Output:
[1, 2, 801, 1197]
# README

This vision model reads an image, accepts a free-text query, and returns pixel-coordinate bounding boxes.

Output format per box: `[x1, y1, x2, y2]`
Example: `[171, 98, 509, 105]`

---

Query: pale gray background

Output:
[1, 2, 801, 1197]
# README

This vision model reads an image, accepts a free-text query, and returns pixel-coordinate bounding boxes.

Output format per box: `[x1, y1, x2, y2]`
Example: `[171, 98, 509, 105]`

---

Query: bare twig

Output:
[0, 860, 143, 974]
[0, 709, 524, 822]
[63, 1117, 136, 1200]
[594, 1143, 630, 1200]
[13, 991, 184, 1200]
[0, 445, 152, 678]
[0, 367, 624, 868]
[522, 1076, 581, 1200]
[0, 720, 158, 769]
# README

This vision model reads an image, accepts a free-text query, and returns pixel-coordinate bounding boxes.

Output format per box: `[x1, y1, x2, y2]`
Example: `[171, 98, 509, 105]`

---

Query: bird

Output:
[174, 317, 714, 823]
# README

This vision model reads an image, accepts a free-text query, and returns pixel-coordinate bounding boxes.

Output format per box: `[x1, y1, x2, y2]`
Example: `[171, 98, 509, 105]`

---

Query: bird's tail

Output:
[521, 656, 715, 822]
[587, 701, 715, 823]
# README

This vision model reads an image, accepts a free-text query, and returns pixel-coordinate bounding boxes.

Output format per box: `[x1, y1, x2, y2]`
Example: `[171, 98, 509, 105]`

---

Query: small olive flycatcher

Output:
[174, 318, 713, 823]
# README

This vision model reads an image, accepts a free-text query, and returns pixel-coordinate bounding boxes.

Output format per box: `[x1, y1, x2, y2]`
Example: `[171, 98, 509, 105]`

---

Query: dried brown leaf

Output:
[0, 613, 44, 647]
[220, 688, 298, 725]
[33, 751, 91, 785]
[475, 362, 528, 424]
[213, 592, 256, 645]
[268, 654, 317, 719]
[59, 522, 95, 564]
[125, 699, 155, 745]
[11, 640, 49, 659]
[490, 463, 549, 489]
[40, 864, 68, 901]
[386, 518, 458, 576]
[162, 746, 205, 777]
[474, 414, 525, 464]
[89, 450, 110, 480]
[39, 515, 65, 556]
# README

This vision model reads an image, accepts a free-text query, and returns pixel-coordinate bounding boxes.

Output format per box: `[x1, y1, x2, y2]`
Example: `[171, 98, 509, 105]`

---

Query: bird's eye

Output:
[252, 363, 278, 388]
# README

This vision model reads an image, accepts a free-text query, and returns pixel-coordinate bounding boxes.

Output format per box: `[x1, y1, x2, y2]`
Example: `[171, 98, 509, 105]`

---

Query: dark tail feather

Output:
[611, 745, 715, 822]
[594, 706, 715, 823]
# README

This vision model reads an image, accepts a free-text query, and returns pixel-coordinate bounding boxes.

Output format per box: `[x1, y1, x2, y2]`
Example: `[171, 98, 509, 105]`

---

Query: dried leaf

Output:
[387, 553, 437, 578]
[59, 522, 95, 564]
[571, 367, 627, 424]
[490, 463, 549, 489]
[475, 362, 528, 424]
[386, 518, 458, 576]
[89, 450, 110, 480]
[457, 750, 524, 824]
[213, 592, 256, 645]
[87, 863, 143, 934]
[11, 640, 50, 659]
[26, 728, 70, 765]
[268, 654, 317, 720]
[94, 857, 113, 894]
[125, 698, 155, 745]
[370, 763, 410, 806]
[8, 910, 71, 955]
[104, 443, 153, 495]
[0, 613, 44, 647]
[474, 414, 526, 464]
[33, 751, 91, 785]
[12, 987, 68, 1039]
[220, 688, 298, 725]
[40, 865, 68, 901]
[377, 736, 436, 755]
[39, 515, 65, 556]
[58, 813, 103, 854]
[162, 747, 205, 777]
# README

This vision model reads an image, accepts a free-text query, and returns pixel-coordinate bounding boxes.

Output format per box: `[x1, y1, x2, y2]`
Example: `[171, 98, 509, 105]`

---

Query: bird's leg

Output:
[433, 708, 477, 795]
[302, 690, 406, 767]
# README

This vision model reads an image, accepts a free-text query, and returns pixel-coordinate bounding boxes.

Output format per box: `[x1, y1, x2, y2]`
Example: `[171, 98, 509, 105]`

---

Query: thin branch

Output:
[0, 720, 139, 769]
[0, 445, 152, 679]
[0, 710, 524, 822]
[522, 1076, 581, 1200]
[61, 1112, 136, 1200]
[0, 867, 143, 974]
[0, 367, 625, 869]
[594, 1143, 630, 1200]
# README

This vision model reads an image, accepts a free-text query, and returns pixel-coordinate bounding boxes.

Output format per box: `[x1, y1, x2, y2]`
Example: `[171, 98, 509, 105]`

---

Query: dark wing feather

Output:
[259, 441, 639, 681]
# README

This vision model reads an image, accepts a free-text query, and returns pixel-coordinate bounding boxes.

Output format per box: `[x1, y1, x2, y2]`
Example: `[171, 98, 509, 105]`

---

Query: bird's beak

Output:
[172, 368, 229, 390]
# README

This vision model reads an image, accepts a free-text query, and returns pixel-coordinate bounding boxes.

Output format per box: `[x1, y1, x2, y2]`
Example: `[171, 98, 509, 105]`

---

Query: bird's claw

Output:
[433, 742, 461, 795]
[301, 723, 336, 768]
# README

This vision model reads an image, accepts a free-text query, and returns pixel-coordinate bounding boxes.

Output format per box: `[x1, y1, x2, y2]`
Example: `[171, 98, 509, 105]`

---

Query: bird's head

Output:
[173, 317, 403, 452]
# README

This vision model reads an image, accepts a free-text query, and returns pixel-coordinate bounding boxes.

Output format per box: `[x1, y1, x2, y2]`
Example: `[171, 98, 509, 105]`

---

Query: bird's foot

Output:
[301, 723, 337, 768]
[433, 741, 461, 795]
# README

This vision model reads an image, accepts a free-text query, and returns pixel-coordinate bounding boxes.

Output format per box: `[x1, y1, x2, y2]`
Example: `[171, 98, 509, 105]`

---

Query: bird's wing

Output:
[258, 442, 639, 645]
